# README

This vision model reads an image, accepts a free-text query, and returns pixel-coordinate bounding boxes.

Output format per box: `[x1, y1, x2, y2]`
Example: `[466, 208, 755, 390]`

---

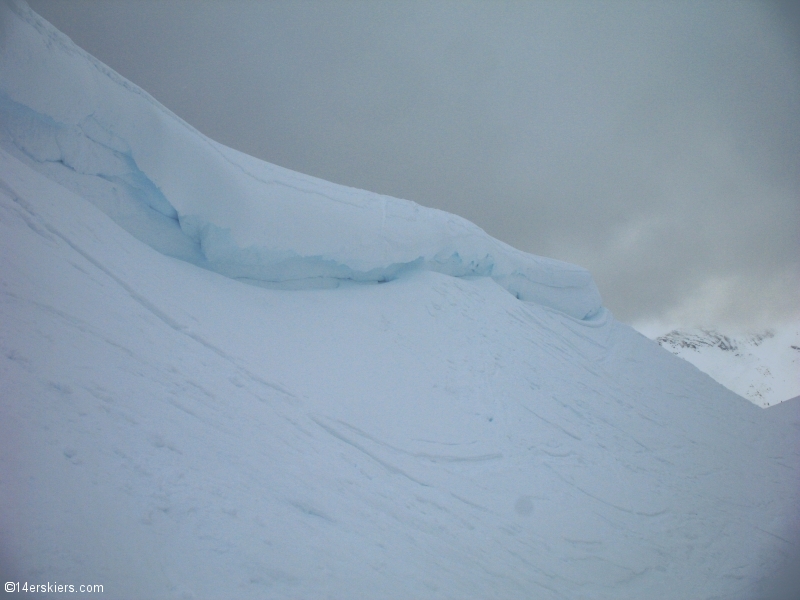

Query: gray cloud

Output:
[28, 0, 800, 329]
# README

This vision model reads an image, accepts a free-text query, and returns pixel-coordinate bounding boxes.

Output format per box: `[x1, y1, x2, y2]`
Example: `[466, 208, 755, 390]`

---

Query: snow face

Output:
[3, 143, 800, 599]
[0, 0, 602, 320]
[1, 2, 799, 599]
[655, 325, 800, 407]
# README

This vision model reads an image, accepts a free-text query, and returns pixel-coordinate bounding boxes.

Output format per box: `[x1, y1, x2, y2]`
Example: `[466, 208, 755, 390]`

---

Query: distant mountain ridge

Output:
[655, 323, 800, 407]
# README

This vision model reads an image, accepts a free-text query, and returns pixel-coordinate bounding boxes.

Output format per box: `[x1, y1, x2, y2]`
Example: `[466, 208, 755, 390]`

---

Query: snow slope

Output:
[655, 325, 800, 408]
[1, 2, 799, 598]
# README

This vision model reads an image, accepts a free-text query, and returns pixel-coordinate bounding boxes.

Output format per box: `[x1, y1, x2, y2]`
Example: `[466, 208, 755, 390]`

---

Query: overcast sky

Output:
[28, 0, 800, 332]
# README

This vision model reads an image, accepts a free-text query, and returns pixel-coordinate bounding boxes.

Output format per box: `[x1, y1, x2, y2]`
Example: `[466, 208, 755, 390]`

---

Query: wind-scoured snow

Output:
[655, 325, 800, 408]
[1, 2, 799, 599]
[0, 0, 601, 321]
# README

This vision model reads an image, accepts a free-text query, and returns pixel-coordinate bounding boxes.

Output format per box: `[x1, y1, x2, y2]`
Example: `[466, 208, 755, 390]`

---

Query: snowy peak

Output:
[0, 0, 603, 320]
[655, 324, 800, 407]
[656, 328, 774, 353]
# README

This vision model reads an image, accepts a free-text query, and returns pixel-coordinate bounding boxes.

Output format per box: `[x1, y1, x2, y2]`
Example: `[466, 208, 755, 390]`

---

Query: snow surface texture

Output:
[0, 0, 601, 321]
[656, 325, 800, 408]
[1, 2, 799, 599]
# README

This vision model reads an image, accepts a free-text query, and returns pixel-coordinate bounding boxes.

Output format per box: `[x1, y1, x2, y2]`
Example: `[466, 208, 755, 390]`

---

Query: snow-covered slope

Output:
[1, 2, 799, 599]
[655, 325, 800, 407]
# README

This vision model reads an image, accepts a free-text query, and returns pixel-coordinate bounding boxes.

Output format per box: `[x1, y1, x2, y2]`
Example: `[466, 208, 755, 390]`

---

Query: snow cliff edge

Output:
[0, 0, 602, 320]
